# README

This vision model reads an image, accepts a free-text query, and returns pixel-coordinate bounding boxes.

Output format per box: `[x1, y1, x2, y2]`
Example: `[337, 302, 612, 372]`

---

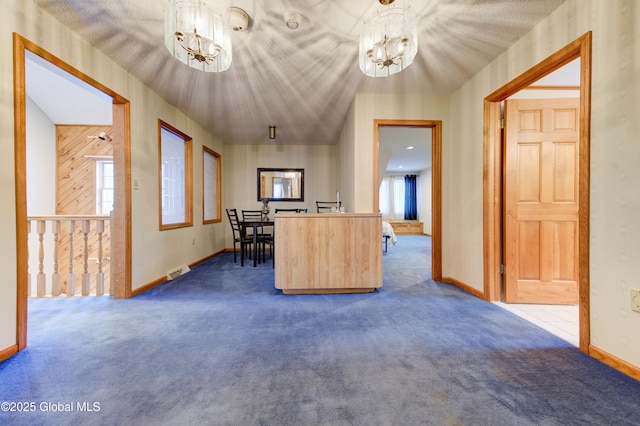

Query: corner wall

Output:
[448, 0, 640, 367]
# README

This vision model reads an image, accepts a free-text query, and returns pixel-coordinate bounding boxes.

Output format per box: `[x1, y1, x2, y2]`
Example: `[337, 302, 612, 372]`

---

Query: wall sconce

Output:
[269, 125, 276, 139]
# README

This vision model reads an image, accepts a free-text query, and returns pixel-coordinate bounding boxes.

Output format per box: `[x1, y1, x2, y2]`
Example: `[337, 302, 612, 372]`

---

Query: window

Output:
[202, 146, 221, 223]
[379, 176, 405, 220]
[158, 120, 192, 229]
[96, 160, 114, 215]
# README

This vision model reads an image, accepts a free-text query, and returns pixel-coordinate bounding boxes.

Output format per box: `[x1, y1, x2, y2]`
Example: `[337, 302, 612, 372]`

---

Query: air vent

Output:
[166, 264, 191, 280]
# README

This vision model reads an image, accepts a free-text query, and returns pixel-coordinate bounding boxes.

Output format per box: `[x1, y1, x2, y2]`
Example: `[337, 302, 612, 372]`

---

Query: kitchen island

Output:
[274, 212, 382, 294]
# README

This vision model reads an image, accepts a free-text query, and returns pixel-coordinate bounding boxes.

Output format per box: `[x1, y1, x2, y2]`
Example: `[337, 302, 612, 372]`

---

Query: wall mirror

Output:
[257, 168, 304, 201]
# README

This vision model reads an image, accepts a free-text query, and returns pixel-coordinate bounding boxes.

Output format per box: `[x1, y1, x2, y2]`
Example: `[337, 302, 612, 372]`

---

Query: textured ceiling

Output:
[32, 0, 567, 146]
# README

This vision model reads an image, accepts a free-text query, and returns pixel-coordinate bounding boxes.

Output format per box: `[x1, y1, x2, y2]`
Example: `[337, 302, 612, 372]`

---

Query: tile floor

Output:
[493, 302, 579, 347]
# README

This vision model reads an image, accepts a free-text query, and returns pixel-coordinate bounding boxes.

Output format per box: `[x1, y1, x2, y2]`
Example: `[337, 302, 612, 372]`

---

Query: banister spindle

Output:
[66, 220, 76, 296]
[37, 220, 47, 297]
[27, 220, 32, 297]
[51, 220, 61, 296]
[81, 220, 91, 296]
[95, 219, 105, 296]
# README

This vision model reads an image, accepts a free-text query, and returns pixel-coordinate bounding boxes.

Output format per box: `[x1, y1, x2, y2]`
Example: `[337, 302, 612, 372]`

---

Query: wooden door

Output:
[504, 98, 580, 304]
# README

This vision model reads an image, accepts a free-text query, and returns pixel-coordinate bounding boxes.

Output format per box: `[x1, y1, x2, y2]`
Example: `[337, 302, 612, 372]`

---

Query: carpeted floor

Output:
[1, 235, 639, 425]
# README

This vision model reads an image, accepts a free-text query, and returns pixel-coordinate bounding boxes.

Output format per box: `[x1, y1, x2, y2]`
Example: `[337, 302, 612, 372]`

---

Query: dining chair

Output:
[274, 208, 299, 213]
[316, 201, 341, 213]
[226, 208, 253, 264]
[242, 210, 272, 262]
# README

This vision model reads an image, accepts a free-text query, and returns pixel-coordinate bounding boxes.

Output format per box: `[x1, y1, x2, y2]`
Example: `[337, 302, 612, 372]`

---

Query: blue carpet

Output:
[1, 235, 639, 425]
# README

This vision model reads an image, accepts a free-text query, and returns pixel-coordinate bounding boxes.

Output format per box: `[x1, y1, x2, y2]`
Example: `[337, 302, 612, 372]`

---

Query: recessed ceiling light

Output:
[398, 165, 404, 169]
[406, 146, 414, 150]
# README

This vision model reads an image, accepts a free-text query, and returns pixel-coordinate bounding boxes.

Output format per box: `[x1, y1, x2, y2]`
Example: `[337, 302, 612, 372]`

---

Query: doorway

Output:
[373, 119, 442, 281]
[13, 34, 132, 350]
[483, 33, 592, 352]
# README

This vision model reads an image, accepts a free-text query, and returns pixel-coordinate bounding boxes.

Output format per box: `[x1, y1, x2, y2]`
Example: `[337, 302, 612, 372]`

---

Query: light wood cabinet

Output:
[274, 213, 383, 294]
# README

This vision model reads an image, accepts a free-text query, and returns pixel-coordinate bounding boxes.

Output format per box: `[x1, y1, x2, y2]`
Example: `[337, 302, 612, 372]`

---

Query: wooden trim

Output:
[158, 120, 194, 230]
[589, 345, 640, 382]
[373, 123, 380, 212]
[130, 277, 165, 297]
[112, 101, 132, 299]
[0, 345, 18, 363]
[190, 250, 225, 267]
[525, 85, 580, 91]
[373, 119, 442, 281]
[202, 146, 222, 224]
[483, 100, 503, 300]
[431, 121, 443, 282]
[13, 33, 28, 351]
[442, 276, 486, 300]
[577, 33, 592, 352]
[483, 32, 592, 352]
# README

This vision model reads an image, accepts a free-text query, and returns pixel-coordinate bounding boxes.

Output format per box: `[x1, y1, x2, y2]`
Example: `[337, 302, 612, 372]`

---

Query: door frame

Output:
[483, 32, 592, 352]
[13, 33, 132, 350]
[373, 119, 442, 281]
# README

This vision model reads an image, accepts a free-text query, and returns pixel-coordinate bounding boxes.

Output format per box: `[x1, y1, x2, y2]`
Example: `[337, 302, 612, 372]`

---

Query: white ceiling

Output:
[26, 50, 113, 125]
[27, 0, 568, 172]
[379, 127, 431, 173]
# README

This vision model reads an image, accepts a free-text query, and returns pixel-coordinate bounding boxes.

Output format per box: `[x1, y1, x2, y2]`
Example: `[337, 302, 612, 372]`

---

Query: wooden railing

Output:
[27, 215, 111, 297]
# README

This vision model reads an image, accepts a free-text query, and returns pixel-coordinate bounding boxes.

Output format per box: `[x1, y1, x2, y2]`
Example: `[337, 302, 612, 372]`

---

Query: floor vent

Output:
[166, 264, 191, 281]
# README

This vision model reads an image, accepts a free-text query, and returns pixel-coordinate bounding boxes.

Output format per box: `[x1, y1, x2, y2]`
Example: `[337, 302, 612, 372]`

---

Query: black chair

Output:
[242, 210, 272, 262]
[275, 208, 300, 213]
[226, 208, 253, 265]
[298, 208, 308, 213]
[316, 201, 341, 213]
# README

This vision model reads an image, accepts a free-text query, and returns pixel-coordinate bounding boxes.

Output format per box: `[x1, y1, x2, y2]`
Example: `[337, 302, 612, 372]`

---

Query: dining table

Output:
[239, 218, 274, 267]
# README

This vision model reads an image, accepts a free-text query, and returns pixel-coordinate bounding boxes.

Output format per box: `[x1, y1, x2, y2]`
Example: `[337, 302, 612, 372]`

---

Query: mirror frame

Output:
[257, 168, 304, 202]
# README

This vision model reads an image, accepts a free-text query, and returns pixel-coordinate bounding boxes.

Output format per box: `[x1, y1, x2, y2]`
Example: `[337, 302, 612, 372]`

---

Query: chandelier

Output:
[359, 0, 418, 78]
[164, 0, 232, 72]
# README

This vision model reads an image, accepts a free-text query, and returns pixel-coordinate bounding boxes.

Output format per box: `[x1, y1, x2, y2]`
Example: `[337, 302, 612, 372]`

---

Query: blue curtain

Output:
[404, 174, 417, 220]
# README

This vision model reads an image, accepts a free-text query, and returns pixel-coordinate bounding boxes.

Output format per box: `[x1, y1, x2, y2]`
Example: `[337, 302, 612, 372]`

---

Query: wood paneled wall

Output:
[57, 125, 112, 294]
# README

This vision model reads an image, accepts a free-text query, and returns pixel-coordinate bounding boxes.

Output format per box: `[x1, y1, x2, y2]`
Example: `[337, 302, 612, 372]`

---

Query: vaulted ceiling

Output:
[32, 0, 567, 146]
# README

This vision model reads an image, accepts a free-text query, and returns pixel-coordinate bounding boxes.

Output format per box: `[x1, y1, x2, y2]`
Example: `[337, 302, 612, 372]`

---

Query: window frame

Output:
[158, 120, 193, 230]
[202, 146, 222, 224]
[95, 159, 114, 215]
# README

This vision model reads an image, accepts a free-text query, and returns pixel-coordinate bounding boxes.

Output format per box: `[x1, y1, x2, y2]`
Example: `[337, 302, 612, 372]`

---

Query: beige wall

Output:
[448, 0, 640, 366]
[336, 99, 357, 214]
[223, 144, 336, 246]
[349, 93, 451, 214]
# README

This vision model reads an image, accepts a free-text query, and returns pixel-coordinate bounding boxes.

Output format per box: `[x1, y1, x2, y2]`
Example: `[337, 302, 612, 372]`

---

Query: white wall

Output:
[26, 97, 56, 215]
[447, 0, 640, 367]
[418, 169, 432, 235]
